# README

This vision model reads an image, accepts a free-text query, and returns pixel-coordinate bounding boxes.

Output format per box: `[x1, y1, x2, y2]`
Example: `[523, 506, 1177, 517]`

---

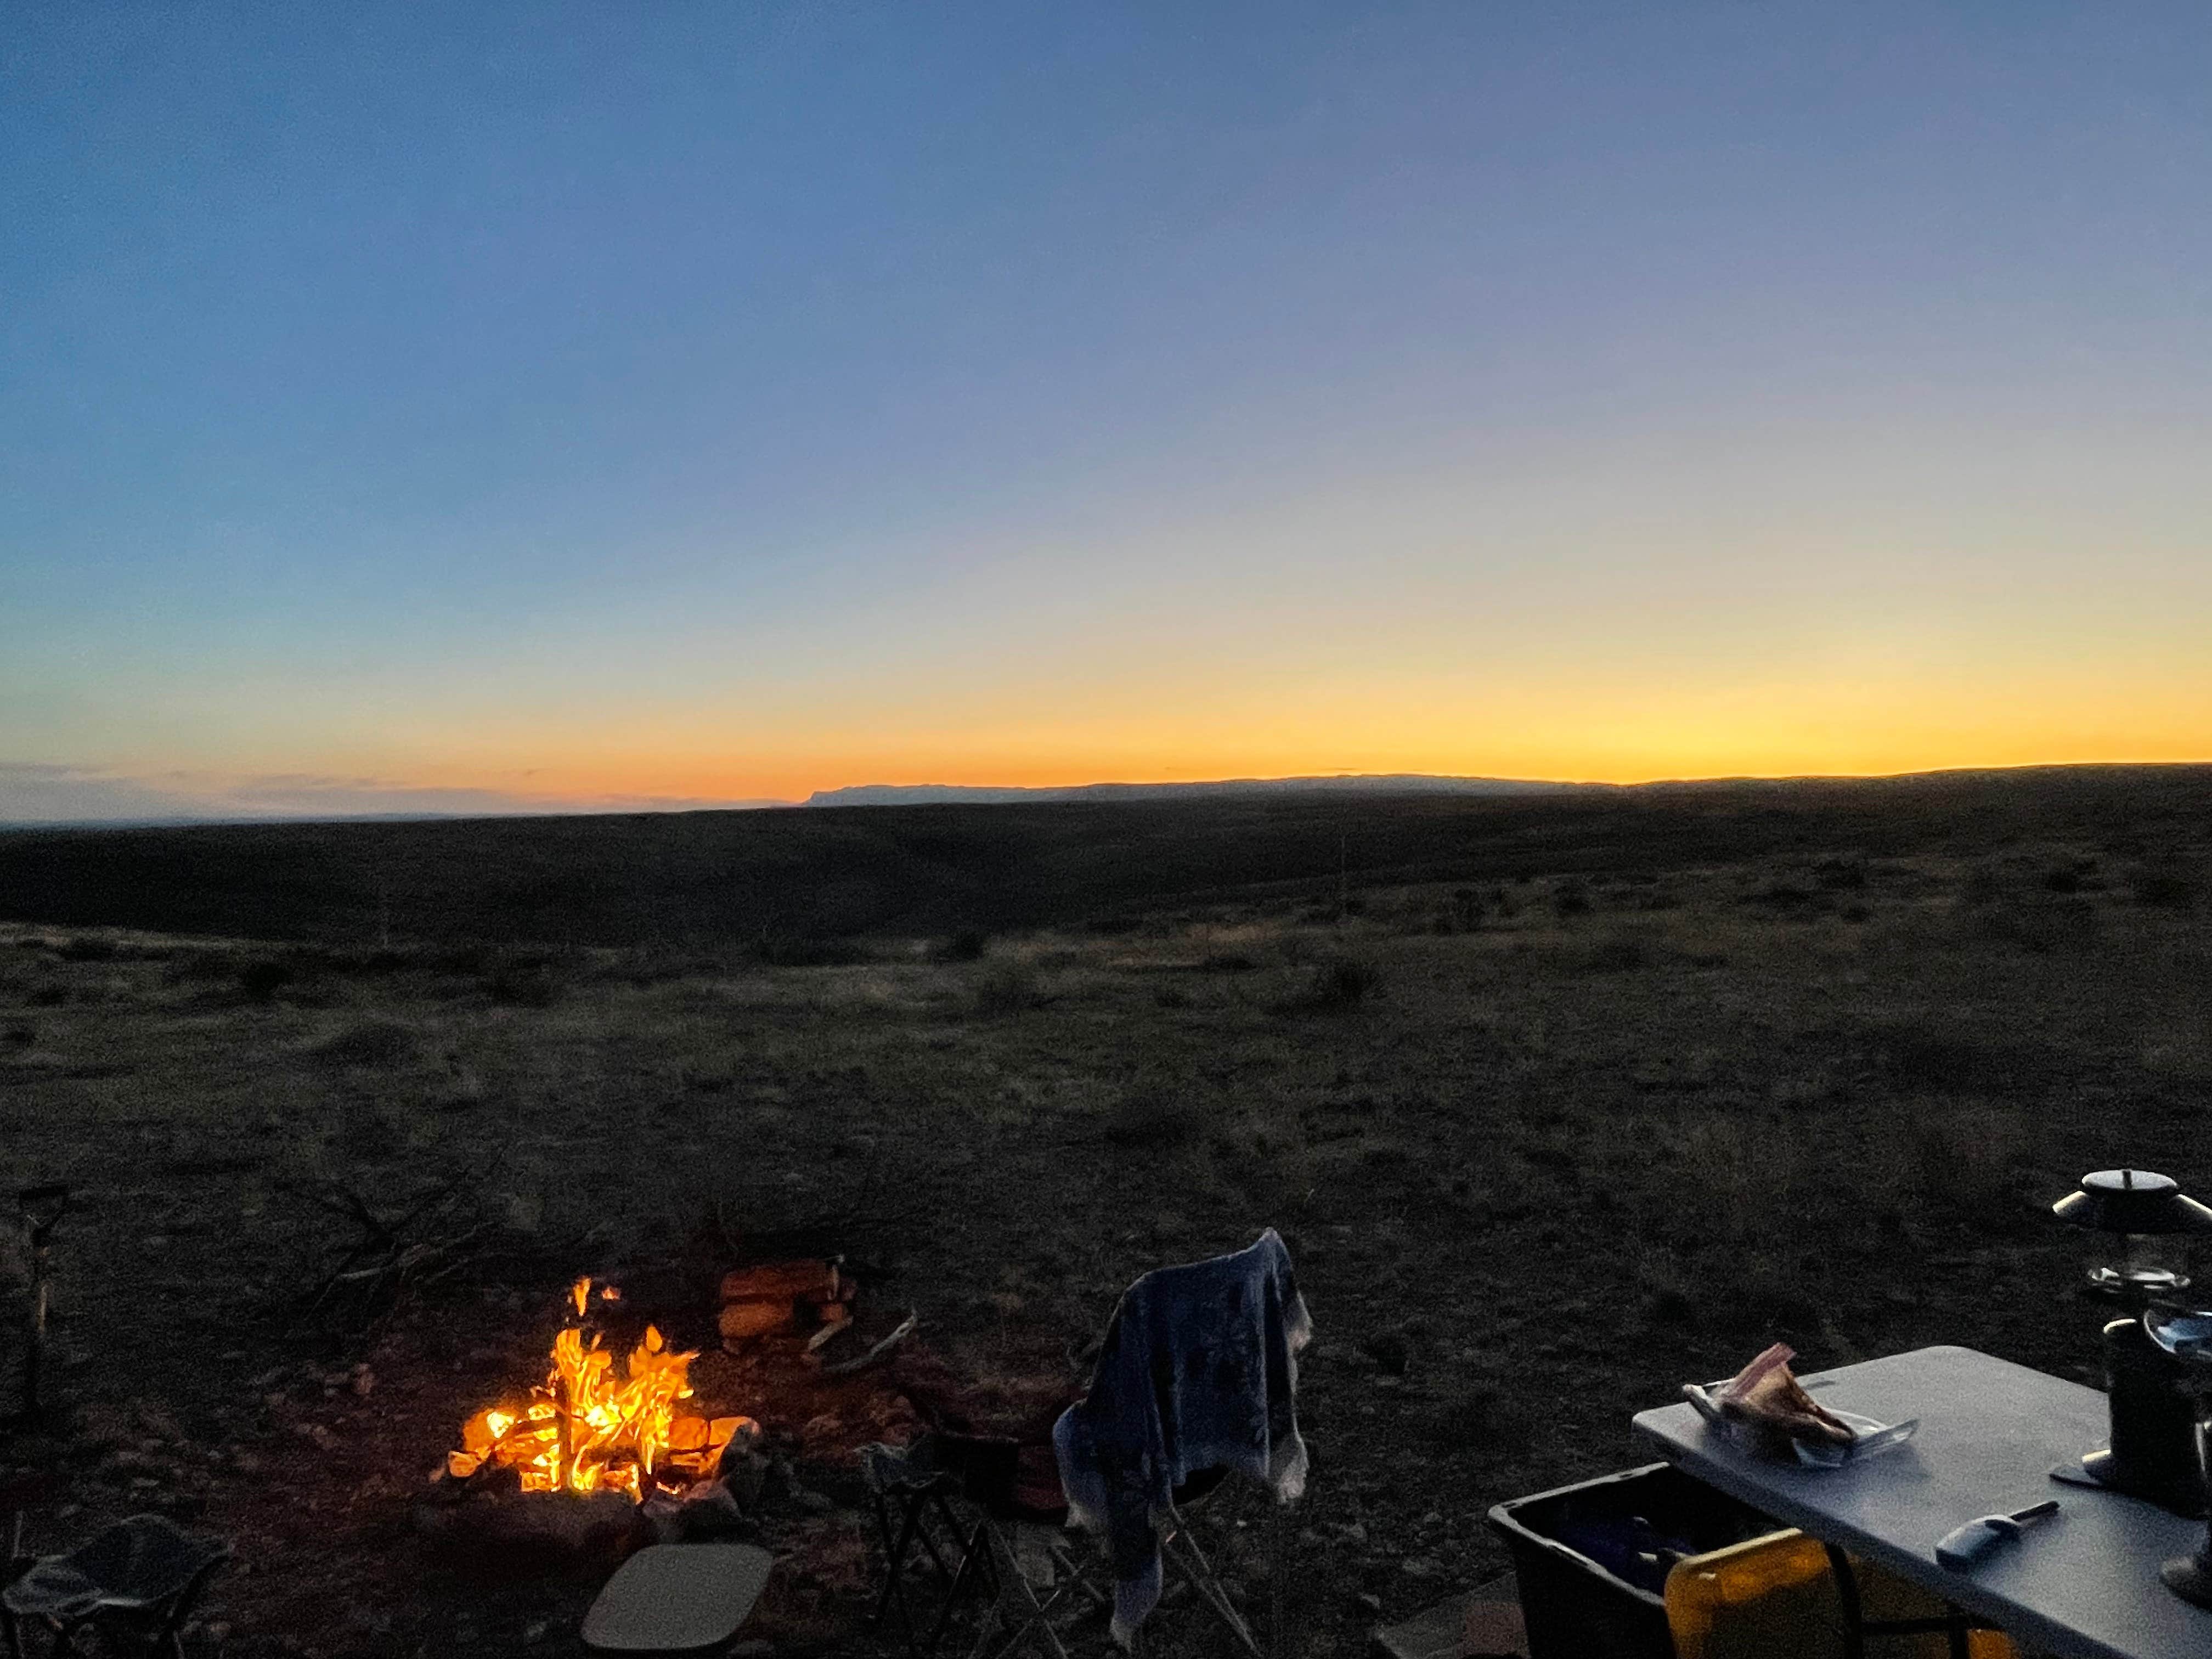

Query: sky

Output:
[5, 2, 2210, 821]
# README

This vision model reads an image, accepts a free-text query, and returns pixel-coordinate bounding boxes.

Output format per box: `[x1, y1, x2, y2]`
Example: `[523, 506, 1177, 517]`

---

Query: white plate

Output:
[1682, 1380, 1920, 1469]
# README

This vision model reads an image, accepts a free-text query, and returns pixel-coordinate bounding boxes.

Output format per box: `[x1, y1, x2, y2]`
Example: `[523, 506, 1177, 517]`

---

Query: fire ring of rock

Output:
[414, 1262, 917, 1578]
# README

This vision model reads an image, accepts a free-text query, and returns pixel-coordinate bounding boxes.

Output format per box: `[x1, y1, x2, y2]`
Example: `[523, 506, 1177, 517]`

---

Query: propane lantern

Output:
[2051, 1169, 2212, 1515]
[2053, 1168, 2212, 1301]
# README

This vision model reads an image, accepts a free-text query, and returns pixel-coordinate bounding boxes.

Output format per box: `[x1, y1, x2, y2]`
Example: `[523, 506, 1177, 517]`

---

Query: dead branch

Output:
[279, 1173, 494, 1350]
[817, 1311, 918, 1378]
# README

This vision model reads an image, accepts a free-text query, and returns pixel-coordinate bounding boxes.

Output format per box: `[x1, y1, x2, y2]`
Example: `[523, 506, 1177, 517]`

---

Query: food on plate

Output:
[1714, 1342, 1855, 1446]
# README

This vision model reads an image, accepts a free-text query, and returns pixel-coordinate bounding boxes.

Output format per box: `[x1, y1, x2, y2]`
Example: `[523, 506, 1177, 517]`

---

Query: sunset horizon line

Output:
[7, 754, 2210, 830]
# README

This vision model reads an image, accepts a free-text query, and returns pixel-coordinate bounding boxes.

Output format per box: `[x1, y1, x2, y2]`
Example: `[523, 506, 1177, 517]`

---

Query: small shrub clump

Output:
[971, 959, 1043, 1016]
[483, 958, 564, 1007]
[934, 929, 990, 963]
[1573, 934, 1647, 974]
[1279, 956, 1378, 1012]
[311, 1018, 419, 1068]
[1101, 1091, 1200, 1148]
[749, 934, 871, 967]
[2130, 867, 2197, 910]
[238, 960, 291, 1003]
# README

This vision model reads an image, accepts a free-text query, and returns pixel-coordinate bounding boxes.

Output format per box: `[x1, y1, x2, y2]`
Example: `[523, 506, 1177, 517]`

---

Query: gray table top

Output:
[1632, 1345, 2212, 1659]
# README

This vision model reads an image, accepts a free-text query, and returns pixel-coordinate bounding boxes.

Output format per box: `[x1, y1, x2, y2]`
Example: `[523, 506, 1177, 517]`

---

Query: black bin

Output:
[1486, 1462, 1778, 1659]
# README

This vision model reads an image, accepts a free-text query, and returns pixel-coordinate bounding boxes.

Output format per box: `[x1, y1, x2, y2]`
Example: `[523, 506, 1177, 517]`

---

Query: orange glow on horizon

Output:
[136, 655, 2208, 812]
[388, 733, 2212, 808]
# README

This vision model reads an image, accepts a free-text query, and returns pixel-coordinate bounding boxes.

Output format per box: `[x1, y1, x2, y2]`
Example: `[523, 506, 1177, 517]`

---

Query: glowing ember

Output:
[445, 1278, 753, 1502]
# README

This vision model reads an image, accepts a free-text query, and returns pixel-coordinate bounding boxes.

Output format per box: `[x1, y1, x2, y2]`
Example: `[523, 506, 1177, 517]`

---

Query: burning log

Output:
[443, 1277, 724, 1505]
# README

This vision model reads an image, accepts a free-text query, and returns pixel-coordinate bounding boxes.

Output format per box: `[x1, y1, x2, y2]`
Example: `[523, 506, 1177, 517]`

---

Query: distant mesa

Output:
[802, 774, 1602, 808]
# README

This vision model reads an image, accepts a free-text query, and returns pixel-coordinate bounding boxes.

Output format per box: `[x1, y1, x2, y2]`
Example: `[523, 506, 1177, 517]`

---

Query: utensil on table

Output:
[1935, 1500, 2061, 1570]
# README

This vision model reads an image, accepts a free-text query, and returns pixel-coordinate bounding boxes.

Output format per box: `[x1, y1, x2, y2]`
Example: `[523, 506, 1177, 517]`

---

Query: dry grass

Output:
[0, 805, 2206, 1656]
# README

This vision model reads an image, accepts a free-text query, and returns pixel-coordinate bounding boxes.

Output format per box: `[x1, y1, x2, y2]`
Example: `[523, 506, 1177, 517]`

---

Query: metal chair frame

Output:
[868, 1452, 991, 1657]
[2, 1545, 228, 1659]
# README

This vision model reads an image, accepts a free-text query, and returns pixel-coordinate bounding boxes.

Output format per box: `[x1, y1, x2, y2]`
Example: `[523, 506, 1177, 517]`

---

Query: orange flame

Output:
[446, 1277, 749, 1502]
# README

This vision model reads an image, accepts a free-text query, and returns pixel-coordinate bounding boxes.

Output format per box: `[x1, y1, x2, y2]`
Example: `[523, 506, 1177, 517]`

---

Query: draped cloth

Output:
[1051, 1229, 1313, 1645]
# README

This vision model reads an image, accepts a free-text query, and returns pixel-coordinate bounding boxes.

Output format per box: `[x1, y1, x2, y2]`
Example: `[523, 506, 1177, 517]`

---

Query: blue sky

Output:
[5, 3, 2209, 819]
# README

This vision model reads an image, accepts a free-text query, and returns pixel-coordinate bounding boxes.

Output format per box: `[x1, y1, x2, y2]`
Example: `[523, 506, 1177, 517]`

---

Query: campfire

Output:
[445, 1278, 755, 1503]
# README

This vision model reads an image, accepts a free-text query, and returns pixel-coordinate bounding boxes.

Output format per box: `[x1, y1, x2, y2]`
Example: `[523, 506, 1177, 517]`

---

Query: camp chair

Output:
[1664, 1530, 2018, 1659]
[1052, 1234, 1307, 1658]
[1, 1513, 229, 1658]
[934, 1432, 1108, 1659]
[580, 1542, 773, 1653]
[861, 1430, 1105, 1659]
[863, 1438, 984, 1657]
[1115, 1465, 1276, 1659]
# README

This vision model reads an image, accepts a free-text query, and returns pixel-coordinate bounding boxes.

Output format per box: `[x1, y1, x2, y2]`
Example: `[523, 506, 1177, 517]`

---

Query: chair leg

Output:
[1268, 1501, 1284, 1659]
[873, 1491, 926, 1641]
[930, 1515, 995, 1657]
[972, 1525, 1077, 1659]
[1163, 1525, 1262, 1658]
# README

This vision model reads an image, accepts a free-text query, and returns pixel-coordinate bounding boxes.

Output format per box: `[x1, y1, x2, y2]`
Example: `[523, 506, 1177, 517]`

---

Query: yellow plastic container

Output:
[1665, 1530, 2018, 1659]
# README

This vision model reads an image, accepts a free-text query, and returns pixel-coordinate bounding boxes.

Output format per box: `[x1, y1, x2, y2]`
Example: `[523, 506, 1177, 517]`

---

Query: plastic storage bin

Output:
[1486, 1462, 1777, 1659]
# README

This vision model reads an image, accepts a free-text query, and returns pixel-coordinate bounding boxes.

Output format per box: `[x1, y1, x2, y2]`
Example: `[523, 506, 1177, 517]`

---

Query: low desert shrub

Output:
[162, 948, 244, 985]
[2130, 866, 2197, 910]
[1551, 878, 1591, 919]
[1901, 1103, 2034, 1232]
[1419, 1376, 1532, 1457]
[1745, 882, 1824, 915]
[1278, 956, 1377, 1012]
[482, 952, 565, 1007]
[1875, 1022, 2011, 1094]
[238, 960, 291, 1003]
[311, 1018, 419, 1068]
[56, 935, 117, 962]
[749, 934, 871, 967]
[1572, 933, 1647, 974]
[1101, 1091, 1200, 1148]
[1970, 895, 2101, 953]
[971, 958, 1043, 1016]
[934, 929, 990, 963]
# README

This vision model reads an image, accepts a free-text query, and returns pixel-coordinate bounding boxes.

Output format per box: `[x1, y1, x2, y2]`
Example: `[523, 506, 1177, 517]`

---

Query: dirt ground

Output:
[1, 825, 2208, 1655]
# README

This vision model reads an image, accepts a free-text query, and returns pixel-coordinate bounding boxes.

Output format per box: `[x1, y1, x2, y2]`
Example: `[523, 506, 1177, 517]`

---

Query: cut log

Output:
[718, 1261, 839, 1304]
[718, 1301, 791, 1343]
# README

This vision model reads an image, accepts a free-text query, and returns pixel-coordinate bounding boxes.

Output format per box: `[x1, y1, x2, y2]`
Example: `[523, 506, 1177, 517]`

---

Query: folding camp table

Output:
[1633, 1345, 2212, 1659]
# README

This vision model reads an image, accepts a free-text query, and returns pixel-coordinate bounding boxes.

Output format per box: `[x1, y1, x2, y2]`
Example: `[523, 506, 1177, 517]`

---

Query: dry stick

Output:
[819, 1311, 919, 1377]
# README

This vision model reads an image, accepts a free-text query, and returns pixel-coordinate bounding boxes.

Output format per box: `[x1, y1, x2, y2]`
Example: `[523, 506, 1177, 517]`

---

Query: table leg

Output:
[1823, 1545, 1868, 1659]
